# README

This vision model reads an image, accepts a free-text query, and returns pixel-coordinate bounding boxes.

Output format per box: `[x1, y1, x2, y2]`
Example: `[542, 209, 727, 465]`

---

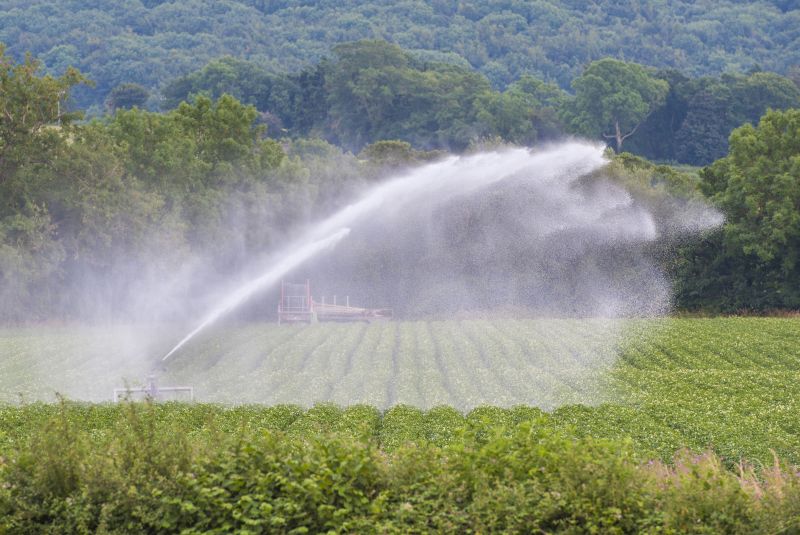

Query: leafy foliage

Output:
[1, 0, 798, 115]
[165, 41, 569, 151]
[676, 109, 800, 310]
[105, 82, 149, 112]
[0, 46, 87, 320]
[0, 42, 796, 317]
[627, 70, 800, 165]
[162, 55, 298, 132]
[563, 58, 669, 152]
[0, 46, 372, 320]
[163, 41, 798, 164]
[3, 317, 800, 470]
[3, 397, 800, 532]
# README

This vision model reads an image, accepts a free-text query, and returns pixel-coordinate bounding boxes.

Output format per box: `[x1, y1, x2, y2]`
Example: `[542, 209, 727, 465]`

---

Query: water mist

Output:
[160, 141, 610, 359]
[3, 140, 723, 407]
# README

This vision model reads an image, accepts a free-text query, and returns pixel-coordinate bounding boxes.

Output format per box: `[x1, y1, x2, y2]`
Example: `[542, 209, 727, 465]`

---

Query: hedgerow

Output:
[2, 401, 800, 533]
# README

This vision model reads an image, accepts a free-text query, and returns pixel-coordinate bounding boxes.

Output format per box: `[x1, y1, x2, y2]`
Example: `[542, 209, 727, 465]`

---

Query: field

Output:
[2, 317, 800, 464]
[3, 317, 800, 532]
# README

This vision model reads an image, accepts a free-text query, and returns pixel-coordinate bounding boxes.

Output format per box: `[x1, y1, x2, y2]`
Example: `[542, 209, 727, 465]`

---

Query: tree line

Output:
[158, 41, 800, 166]
[2, 0, 798, 115]
[0, 44, 369, 321]
[0, 43, 798, 319]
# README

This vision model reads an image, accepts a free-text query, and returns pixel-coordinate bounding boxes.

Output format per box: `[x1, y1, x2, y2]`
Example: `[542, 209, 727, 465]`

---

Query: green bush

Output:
[379, 404, 425, 450]
[286, 402, 344, 436]
[422, 405, 465, 446]
[338, 404, 381, 441]
[4, 403, 800, 533]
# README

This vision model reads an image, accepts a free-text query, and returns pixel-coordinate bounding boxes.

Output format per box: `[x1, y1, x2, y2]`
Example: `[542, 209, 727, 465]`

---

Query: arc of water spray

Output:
[162, 228, 351, 361]
[161, 142, 611, 362]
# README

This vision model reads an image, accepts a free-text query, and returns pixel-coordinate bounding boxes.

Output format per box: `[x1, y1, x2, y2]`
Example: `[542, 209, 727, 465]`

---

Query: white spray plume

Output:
[161, 142, 611, 361]
[1, 141, 728, 406]
[162, 228, 351, 361]
[306, 142, 608, 242]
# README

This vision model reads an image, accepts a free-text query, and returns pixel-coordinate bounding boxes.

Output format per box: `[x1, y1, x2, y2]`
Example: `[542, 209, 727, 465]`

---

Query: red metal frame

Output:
[277, 280, 392, 324]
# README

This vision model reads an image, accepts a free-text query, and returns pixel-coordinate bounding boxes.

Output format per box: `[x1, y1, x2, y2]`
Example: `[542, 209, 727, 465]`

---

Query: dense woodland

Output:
[2, 0, 799, 108]
[158, 41, 800, 166]
[3, 0, 799, 164]
[1, 22, 799, 318]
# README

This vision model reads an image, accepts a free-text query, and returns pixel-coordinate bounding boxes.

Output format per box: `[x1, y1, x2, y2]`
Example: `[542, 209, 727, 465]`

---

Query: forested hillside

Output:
[2, 0, 798, 113]
[161, 41, 799, 164]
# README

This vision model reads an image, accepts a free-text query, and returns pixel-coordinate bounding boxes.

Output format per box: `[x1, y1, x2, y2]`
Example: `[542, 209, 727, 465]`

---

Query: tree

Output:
[106, 82, 150, 112]
[507, 75, 566, 141]
[729, 71, 800, 126]
[474, 89, 539, 145]
[358, 140, 441, 171]
[106, 106, 203, 191]
[677, 108, 800, 310]
[702, 109, 800, 269]
[475, 75, 566, 145]
[0, 44, 86, 188]
[325, 40, 415, 150]
[674, 83, 733, 165]
[788, 65, 800, 89]
[289, 62, 330, 137]
[0, 45, 86, 319]
[621, 69, 690, 162]
[109, 94, 285, 195]
[172, 94, 264, 172]
[564, 58, 668, 152]
[325, 40, 492, 151]
[672, 72, 800, 166]
[161, 56, 297, 129]
[3, 1, 800, 113]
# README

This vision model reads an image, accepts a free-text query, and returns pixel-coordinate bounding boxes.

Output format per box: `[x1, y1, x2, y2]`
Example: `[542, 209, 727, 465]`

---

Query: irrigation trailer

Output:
[113, 374, 194, 402]
[278, 280, 392, 324]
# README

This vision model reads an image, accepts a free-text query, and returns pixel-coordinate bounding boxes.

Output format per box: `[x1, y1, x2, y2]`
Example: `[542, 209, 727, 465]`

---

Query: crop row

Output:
[2, 396, 798, 466]
[2, 318, 799, 463]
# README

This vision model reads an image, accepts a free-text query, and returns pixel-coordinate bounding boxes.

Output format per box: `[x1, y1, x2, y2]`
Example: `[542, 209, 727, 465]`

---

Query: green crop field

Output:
[2, 317, 800, 463]
[3, 317, 800, 532]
